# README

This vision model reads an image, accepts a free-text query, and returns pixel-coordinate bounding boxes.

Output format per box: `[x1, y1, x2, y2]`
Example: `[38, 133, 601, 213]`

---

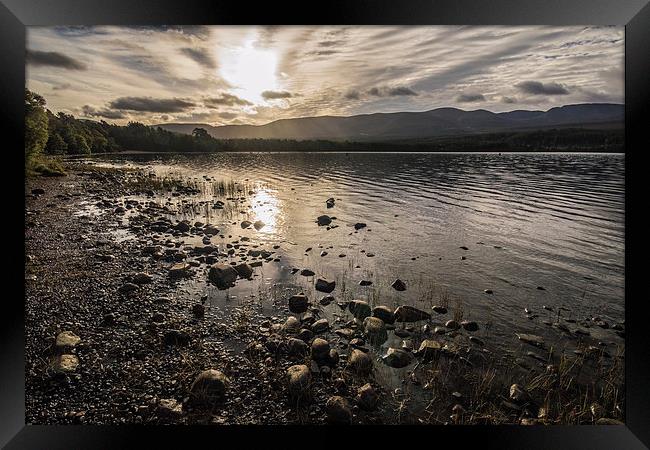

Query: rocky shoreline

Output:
[25, 161, 624, 425]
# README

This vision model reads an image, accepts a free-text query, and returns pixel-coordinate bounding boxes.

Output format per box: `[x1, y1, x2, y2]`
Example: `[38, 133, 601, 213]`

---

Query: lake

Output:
[86, 151, 625, 360]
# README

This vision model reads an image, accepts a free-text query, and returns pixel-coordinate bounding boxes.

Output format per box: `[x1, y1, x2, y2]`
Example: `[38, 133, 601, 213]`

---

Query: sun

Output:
[219, 39, 279, 104]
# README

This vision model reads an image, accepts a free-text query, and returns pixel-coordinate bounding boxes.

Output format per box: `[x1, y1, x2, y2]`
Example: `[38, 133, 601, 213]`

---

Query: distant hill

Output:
[155, 103, 623, 142]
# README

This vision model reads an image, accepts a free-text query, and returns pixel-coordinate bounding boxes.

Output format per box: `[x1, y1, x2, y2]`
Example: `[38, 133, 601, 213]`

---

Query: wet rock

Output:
[326, 197, 335, 208]
[208, 264, 238, 289]
[325, 396, 352, 424]
[348, 349, 373, 375]
[363, 317, 388, 346]
[461, 320, 479, 332]
[516, 333, 544, 347]
[51, 354, 79, 373]
[253, 220, 265, 231]
[382, 347, 414, 368]
[432, 305, 448, 314]
[289, 293, 309, 314]
[469, 336, 484, 346]
[311, 338, 331, 362]
[356, 383, 379, 411]
[416, 339, 442, 361]
[175, 221, 190, 232]
[300, 268, 315, 277]
[354, 222, 367, 230]
[54, 331, 80, 354]
[335, 328, 354, 340]
[297, 328, 314, 342]
[282, 316, 300, 334]
[359, 280, 373, 286]
[311, 319, 330, 333]
[394, 305, 431, 322]
[391, 279, 407, 291]
[204, 225, 219, 235]
[234, 263, 253, 279]
[240, 220, 252, 229]
[317, 215, 332, 226]
[287, 365, 311, 397]
[371, 306, 396, 324]
[349, 300, 371, 320]
[163, 329, 191, 346]
[319, 295, 335, 306]
[190, 369, 229, 405]
[132, 272, 153, 284]
[484, 289, 493, 294]
[287, 338, 310, 357]
[169, 263, 192, 279]
[315, 278, 336, 293]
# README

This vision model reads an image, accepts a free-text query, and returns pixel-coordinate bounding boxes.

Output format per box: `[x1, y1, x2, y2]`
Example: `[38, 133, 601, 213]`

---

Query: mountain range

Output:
[155, 103, 623, 142]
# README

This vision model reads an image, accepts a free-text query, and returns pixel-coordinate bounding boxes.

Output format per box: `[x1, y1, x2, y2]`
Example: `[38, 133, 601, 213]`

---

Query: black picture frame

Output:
[3, 0, 649, 447]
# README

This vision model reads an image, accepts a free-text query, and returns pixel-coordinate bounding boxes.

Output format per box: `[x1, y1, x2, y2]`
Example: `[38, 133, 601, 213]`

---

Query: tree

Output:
[25, 89, 49, 165]
[192, 127, 209, 139]
[45, 132, 68, 155]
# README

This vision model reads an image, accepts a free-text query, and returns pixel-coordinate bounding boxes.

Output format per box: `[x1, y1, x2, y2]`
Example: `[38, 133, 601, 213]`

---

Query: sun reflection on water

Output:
[249, 186, 281, 234]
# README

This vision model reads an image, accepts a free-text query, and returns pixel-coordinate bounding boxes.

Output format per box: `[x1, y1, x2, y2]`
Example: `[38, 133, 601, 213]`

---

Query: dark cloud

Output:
[53, 26, 109, 37]
[456, 93, 486, 102]
[108, 97, 196, 113]
[367, 86, 418, 97]
[262, 90, 293, 100]
[516, 81, 569, 95]
[204, 94, 252, 107]
[318, 40, 344, 47]
[344, 90, 361, 100]
[81, 105, 126, 119]
[308, 50, 340, 56]
[26, 50, 87, 70]
[180, 47, 216, 69]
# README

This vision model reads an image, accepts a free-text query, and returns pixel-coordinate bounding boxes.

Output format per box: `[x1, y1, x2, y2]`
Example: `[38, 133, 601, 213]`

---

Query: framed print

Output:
[2, 0, 649, 448]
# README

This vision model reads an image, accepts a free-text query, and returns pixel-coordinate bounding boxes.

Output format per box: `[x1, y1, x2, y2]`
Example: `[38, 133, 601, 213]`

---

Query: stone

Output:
[432, 305, 448, 314]
[461, 320, 479, 332]
[356, 383, 379, 411]
[132, 272, 153, 284]
[348, 349, 373, 375]
[169, 263, 192, 279]
[240, 220, 252, 229]
[51, 354, 79, 373]
[311, 338, 331, 362]
[234, 263, 253, 279]
[190, 369, 229, 404]
[286, 338, 310, 357]
[288, 293, 309, 314]
[157, 398, 183, 418]
[192, 303, 205, 318]
[319, 295, 335, 306]
[349, 300, 371, 320]
[163, 329, 191, 346]
[354, 222, 367, 230]
[516, 333, 544, 346]
[372, 306, 396, 324]
[175, 221, 190, 232]
[315, 278, 336, 293]
[54, 331, 81, 353]
[204, 225, 219, 235]
[287, 365, 311, 397]
[282, 316, 300, 334]
[300, 268, 315, 277]
[253, 220, 265, 230]
[363, 317, 388, 346]
[509, 384, 530, 403]
[445, 320, 460, 330]
[326, 197, 335, 208]
[359, 280, 373, 286]
[317, 215, 332, 226]
[394, 305, 431, 322]
[208, 264, 238, 289]
[417, 339, 442, 361]
[118, 282, 138, 294]
[382, 347, 414, 368]
[325, 396, 352, 424]
[391, 279, 407, 291]
[311, 319, 330, 333]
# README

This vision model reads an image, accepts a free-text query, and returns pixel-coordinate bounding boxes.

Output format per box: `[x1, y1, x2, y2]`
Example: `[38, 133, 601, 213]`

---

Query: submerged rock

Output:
[394, 305, 431, 322]
[317, 215, 332, 226]
[354, 222, 367, 230]
[461, 320, 479, 332]
[391, 279, 407, 291]
[382, 347, 414, 368]
[372, 306, 396, 324]
[234, 263, 253, 279]
[349, 300, 371, 320]
[315, 278, 336, 293]
[432, 305, 448, 314]
[253, 220, 265, 230]
[208, 264, 238, 289]
[515, 333, 544, 346]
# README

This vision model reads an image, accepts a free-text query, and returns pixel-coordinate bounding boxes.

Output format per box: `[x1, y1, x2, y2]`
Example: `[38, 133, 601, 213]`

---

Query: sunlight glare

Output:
[220, 39, 279, 104]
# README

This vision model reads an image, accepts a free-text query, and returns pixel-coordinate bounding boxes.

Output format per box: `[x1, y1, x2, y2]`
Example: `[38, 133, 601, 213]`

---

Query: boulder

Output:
[319, 295, 335, 306]
[300, 268, 315, 277]
[349, 300, 371, 320]
[311, 318, 330, 334]
[382, 347, 414, 368]
[234, 263, 253, 279]
[363, 317, 388, 346]
[372, 306, 396, 324]
[287, 364, 311, 397]
[286, 338, 310, 357]
[253, 220, 265, 230]
[354, 222, 367, 230]
[190, 369, 229, 404]
[288, 293, 309, 314]
[417, 339, 442, 361]
[461, 320, 479, 332]
[157, 398, 183, 418]
[432, 305, 448, 314]
[325, 396, 352, 424]
[315, 278, 336, 293]
[348, 349, 372, 375]
[391, 279, 407, 291]
[311, 338, 331, 362]
[132, 272, 153, 284]
[394, 305, 431, 322]
[356, 383, 379, 411]
[208, 264, 238, 289]
[240, 220, 252, 229]
[445, 320, 460, 330]
[282, 316, 300, 334]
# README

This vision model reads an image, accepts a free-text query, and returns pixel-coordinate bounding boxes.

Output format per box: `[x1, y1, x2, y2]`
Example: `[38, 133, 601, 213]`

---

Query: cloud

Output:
[501, 96, 517, 104]
[368, 86, 418, 97]
[217, 112, 238, 119]
[318, 39, 344, 47]
[456, 93, 486, 102]
[262, 90, 293, 100]
[515, 80, 569, 95]
[180, 47, 216, 69]
[81, 105, 126, 119]
[108, 96, 196, 113]
[51, 83, 71, 91]
[26, 50, 87, 70]
[204, 93, 252, 107]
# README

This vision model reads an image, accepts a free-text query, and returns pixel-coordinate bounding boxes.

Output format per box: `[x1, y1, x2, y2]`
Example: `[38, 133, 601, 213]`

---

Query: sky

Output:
[26, 25, 624, 126]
